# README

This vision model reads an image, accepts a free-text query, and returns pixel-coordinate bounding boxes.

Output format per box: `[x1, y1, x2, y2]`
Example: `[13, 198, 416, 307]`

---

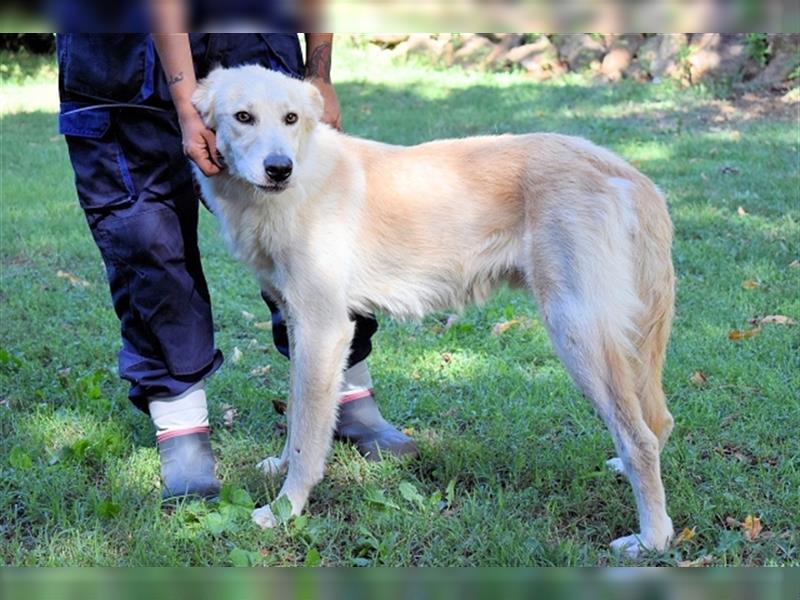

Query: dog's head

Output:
[193, 65, 324, 193]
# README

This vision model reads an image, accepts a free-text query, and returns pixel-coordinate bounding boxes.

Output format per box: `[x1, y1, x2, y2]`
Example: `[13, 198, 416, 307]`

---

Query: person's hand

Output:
[177, 108, 223, 176]
[308, 78, 342, 131]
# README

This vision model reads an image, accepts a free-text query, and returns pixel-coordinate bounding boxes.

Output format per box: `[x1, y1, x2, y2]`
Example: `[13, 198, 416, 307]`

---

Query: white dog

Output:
[192, 65, 676, 558]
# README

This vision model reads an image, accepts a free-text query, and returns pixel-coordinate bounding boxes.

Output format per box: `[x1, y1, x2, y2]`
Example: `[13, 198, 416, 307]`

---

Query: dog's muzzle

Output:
[264, 153, 293, 184]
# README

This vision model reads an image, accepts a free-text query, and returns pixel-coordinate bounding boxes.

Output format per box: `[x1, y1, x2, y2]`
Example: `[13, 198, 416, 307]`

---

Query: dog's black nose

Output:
[264, 154, 293, 183]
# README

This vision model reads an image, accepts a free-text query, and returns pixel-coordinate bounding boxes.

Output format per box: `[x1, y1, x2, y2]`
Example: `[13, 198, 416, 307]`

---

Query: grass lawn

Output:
[1, 42, 798, 566]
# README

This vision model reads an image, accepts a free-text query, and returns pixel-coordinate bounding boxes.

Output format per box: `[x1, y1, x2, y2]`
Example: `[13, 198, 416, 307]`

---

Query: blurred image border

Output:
[1, 567, 798, 600]
[1, 0, 800, 34]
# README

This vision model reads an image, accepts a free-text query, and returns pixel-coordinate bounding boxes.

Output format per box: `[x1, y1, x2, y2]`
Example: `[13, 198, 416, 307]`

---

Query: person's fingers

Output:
[183, 127, 222, 176]
[201, 129, 224, 169]
[196, 157, 221, 177]
[186, 143, 221, 176]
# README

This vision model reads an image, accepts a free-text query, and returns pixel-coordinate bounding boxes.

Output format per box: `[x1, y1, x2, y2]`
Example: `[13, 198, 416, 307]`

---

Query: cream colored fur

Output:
[193, 66, 676, 558]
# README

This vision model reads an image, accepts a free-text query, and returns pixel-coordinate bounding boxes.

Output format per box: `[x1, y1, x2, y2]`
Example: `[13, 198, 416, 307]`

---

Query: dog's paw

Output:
[606, 457, 627, 476]
[610, 533, 647, 559]
[251, 505, 278, 529]
[256, 456, 287, 477]
[610, 531, 671, 559]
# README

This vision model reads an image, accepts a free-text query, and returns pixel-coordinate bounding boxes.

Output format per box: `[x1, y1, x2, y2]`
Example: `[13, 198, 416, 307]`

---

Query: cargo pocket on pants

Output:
[61, 107, 138, 213]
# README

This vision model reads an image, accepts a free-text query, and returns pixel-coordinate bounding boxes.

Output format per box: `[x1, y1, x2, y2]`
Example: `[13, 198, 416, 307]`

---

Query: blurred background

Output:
[0, 0, 799, 32]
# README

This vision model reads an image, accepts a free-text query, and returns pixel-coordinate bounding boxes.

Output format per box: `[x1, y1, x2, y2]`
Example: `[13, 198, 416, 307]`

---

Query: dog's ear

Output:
[192, 69, 223, 128]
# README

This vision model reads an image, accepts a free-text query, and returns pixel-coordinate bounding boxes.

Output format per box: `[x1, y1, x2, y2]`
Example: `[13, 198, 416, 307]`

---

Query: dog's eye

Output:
[235, 111, 254, 124]
[284, 112, 298, 125]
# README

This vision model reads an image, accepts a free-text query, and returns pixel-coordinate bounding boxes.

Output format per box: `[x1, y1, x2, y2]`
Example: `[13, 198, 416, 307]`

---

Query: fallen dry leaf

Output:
[231, 346, 243, 364]
[674, 527, 697, 545]
[221, 404, 237, 429]
[737, 206, 747, 216]
[742, 515, 764, 541]
[254, 321, 272, 331]
[759, 315, 796, 326]
[716, 443, 759, 465]
[789, 260, 800, 269]
[678, 554, 715, 568]
[402, 427, 415, 436]
[250, 365, 272, 377]
[246, 338, 270, 352]
[492, 320, 517, 335]
[272, 398, 287, 415]
[728, 327, 761, 341]
[241, 310, 255, 321]
[741, 279, 759, 289]
[491, 318, 533, 336]
[690, 371, 707, 386]
[440, 352, 453, 363]
[56, 270, 90, 288]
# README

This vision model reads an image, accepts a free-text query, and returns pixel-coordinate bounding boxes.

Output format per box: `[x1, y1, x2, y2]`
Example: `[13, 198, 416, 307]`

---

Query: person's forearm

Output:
[151, 33, 197, 118]
[151, 32, 221, 175]
[304, 34, 333, 82]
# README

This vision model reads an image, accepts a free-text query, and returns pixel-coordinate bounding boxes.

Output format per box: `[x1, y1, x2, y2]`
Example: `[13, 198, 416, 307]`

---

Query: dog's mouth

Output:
[254, 182, 289, 193]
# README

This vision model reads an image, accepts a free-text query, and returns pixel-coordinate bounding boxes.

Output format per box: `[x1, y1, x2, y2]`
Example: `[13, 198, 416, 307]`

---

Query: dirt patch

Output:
[720, 90, 799, 123]
[610, 88, 797, 135]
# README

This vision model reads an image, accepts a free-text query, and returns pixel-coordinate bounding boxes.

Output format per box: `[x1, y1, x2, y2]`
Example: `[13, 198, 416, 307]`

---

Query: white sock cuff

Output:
[149, 381, 209, 438]
[340, 360, 374, 403]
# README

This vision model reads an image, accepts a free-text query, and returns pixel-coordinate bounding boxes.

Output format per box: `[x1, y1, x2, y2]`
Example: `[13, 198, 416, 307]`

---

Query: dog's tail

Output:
[631, 179, 675, 449]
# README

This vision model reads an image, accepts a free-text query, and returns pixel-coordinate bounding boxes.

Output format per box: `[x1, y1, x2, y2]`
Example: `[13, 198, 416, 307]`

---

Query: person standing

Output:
[57, 32, 416, 501]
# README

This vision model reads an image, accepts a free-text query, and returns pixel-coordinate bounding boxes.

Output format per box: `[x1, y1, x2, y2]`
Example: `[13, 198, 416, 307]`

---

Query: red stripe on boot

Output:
[156, 426, 210, 443]
[339, 388, 374, 404]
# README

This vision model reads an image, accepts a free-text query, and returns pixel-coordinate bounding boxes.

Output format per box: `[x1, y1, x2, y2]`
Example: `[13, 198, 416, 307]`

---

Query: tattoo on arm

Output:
[167, 71, 185, 86]
[305, 42, 332, 83]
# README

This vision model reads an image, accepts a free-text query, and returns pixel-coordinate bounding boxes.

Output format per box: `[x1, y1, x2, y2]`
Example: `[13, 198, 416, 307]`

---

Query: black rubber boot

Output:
[157, 431, 221, 501]
[334, 394, 417, 461]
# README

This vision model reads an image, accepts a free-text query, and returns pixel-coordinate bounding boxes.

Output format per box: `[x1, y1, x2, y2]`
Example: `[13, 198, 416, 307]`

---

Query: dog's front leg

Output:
[252, 308, 354, 528]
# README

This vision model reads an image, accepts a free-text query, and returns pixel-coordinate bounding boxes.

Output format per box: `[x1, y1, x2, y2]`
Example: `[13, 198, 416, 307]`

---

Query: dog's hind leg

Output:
[528, 188, 674, 557]
[537, 295, 673, 558]
[252, 307, 354, 529]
